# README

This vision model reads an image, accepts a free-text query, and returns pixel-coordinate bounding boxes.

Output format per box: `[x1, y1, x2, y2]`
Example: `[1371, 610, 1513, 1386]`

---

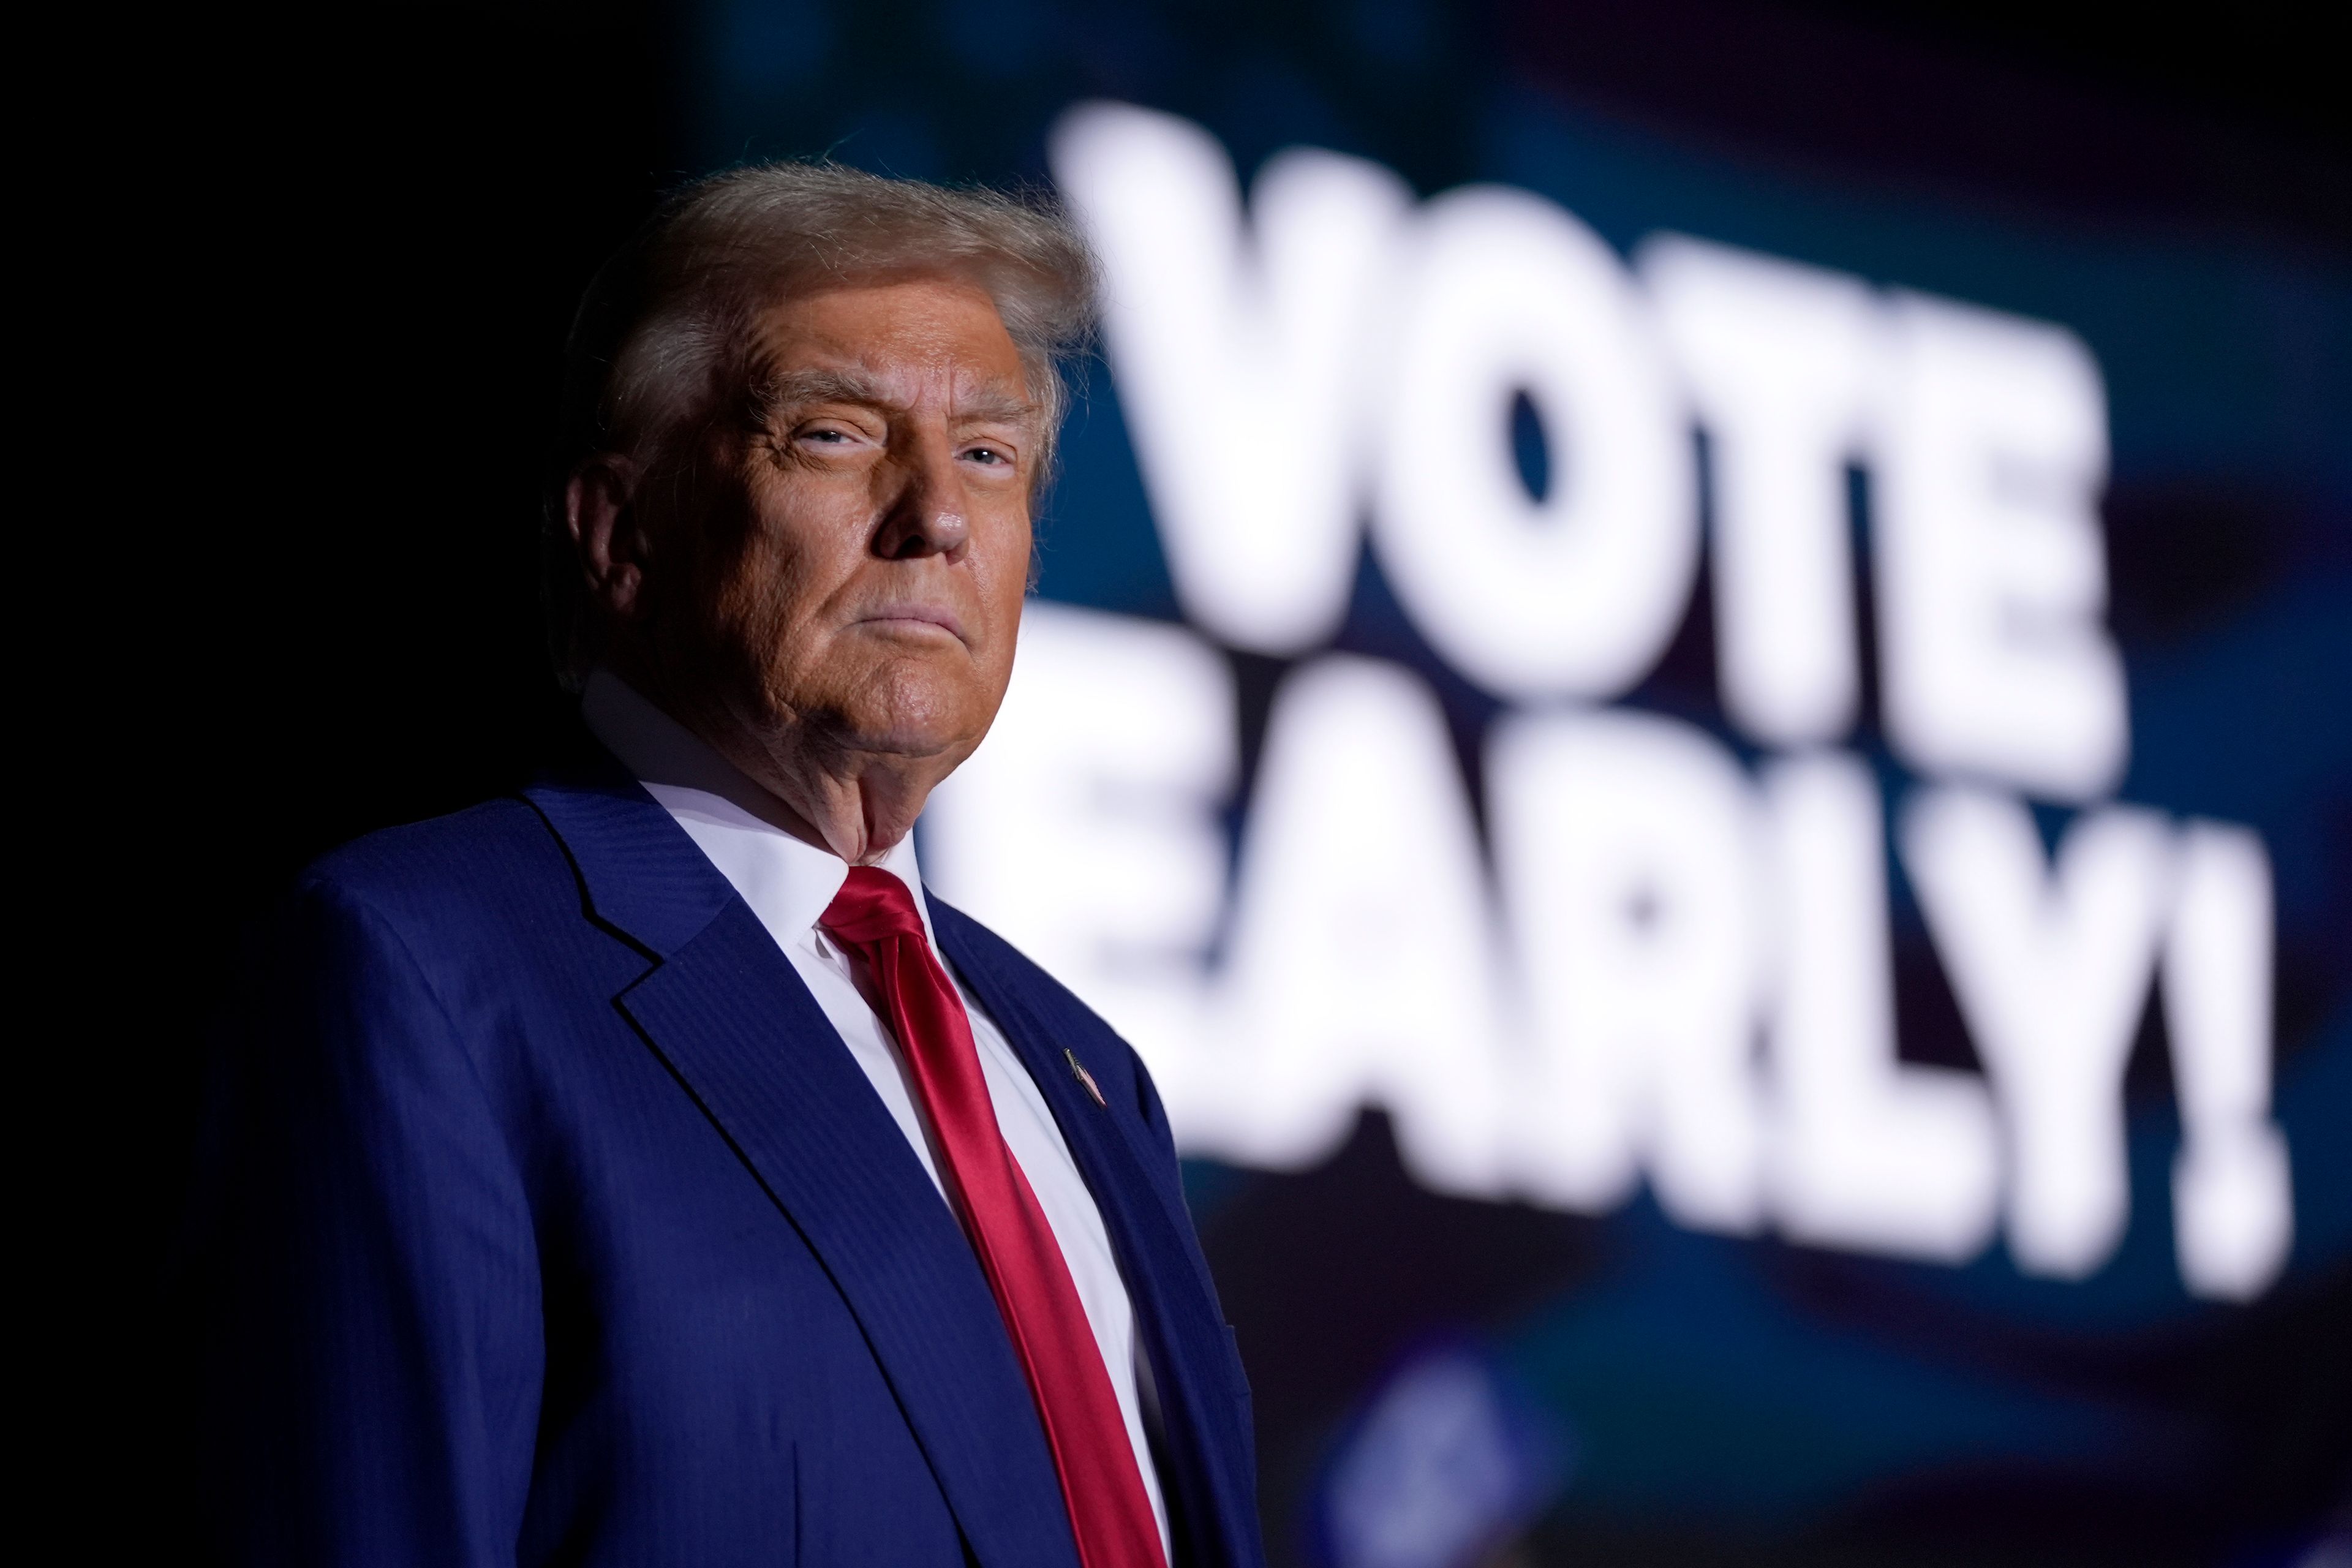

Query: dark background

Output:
[118, 2, 2345, 1560]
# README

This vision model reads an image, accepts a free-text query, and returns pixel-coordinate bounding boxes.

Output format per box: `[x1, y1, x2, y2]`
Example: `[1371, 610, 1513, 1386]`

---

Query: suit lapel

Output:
[525, 769, 1080, 1568]
[935, 904, 1263, 1568]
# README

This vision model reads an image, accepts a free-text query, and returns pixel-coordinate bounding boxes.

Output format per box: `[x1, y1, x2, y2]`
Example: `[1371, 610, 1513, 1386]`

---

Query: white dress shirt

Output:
[582, 671, 1169, 1552]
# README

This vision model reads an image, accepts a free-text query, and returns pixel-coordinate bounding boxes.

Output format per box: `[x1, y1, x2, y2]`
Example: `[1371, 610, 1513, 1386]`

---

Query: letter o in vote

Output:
[1372, 186, 1697, 700]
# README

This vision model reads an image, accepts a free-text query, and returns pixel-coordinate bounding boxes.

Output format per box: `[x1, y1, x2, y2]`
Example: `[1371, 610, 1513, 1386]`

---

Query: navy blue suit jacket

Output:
[188, 749, 1262, 1567]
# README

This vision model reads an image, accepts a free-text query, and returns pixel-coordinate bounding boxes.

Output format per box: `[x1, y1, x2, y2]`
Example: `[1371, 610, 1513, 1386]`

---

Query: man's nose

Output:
[872, 432, 970, 562]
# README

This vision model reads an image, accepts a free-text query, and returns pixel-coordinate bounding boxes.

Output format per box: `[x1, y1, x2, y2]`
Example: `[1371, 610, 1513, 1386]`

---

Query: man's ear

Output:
[567, 454, 649, 622]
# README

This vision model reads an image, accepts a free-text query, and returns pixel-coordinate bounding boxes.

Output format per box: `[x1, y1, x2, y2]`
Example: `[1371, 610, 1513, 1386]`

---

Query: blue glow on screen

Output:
[691, 1, 2350, 1559]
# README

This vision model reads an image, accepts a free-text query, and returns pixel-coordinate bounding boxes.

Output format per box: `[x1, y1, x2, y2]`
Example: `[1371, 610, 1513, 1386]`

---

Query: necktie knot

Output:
[820, 865, 928, 948]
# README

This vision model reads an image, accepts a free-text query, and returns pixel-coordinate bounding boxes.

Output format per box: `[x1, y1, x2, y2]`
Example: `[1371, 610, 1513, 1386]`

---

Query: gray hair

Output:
[544, 160, 1099, 688]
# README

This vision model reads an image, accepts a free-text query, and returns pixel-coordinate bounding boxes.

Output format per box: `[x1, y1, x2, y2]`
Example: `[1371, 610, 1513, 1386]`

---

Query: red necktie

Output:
[821, 868, 1166, 1568]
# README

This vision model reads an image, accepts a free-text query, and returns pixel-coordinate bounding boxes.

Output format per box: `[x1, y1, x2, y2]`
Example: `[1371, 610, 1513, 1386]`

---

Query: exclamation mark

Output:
[2164, 823, 2294, 1301]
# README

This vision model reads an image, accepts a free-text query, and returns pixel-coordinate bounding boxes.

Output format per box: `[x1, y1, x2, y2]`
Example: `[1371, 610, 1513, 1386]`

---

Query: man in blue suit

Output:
[189, 163, 1260, 1567]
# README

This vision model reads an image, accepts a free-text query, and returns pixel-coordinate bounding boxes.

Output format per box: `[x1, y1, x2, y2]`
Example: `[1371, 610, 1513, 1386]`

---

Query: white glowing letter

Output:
[1766, 755, 2000, 1262]
[1875, 292, 2126, 801]
[2165, 823, 2293, 1301]
[921, 603, 1233, 1116]
[1900, 788, 2172, 1277]
[1373, 186, 1697, 699]
[1050, 103, 1409, 653]
[1204, 657, 1508, 1195]
[1487, 709, 1768, 1232]
[1640, 235, 1877, 745]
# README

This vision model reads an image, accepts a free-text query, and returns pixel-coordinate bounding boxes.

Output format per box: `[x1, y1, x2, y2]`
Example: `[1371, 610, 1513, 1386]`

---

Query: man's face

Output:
[654, 276, 1036, 774]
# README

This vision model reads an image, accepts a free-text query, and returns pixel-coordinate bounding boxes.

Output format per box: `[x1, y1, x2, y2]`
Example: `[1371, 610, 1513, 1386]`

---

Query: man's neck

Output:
[580, 666, 931, 865]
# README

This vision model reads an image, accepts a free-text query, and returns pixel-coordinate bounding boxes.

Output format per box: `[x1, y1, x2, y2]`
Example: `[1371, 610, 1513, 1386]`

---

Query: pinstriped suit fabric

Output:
[187, 750, 1262, 1568]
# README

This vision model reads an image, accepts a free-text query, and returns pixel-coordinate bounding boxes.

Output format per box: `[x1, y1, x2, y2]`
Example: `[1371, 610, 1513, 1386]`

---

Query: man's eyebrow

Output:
[952, 382, 1039, 426]
[757, 367, 897, 413]
[752, 368, 1036, 428]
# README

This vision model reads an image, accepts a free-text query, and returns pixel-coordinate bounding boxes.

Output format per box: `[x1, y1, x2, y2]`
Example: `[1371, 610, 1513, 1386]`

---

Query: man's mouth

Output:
[856, 605, 967, 643]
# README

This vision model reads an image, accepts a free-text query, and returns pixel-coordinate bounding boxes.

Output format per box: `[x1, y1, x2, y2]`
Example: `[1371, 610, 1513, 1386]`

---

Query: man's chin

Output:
[820, 692, 987, 764]
[839, 725, 970, 762]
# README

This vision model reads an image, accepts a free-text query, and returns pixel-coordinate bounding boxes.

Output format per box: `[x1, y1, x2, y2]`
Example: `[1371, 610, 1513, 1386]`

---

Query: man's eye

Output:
[964, 446, 1010, 466]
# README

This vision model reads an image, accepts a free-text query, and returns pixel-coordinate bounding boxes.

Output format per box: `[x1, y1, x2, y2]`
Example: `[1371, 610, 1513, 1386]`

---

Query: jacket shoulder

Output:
[298, 796, 580, 935]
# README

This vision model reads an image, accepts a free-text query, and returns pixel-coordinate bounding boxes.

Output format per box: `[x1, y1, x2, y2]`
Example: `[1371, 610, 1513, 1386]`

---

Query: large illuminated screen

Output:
[697, 6, 2349, 1559]
[928, 100, 2291, 1298]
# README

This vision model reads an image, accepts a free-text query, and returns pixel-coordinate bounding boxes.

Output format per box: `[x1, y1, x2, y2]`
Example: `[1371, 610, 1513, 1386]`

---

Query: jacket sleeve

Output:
[189, 875, 543, 1566]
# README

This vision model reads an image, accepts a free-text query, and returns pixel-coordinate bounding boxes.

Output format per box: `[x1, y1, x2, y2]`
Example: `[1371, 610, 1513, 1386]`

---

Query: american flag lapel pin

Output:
[1064, 1048, 1107, 1109]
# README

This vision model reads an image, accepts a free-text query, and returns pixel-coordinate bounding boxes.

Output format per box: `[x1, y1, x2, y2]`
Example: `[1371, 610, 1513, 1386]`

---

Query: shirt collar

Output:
[580, 667, 936, 951]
